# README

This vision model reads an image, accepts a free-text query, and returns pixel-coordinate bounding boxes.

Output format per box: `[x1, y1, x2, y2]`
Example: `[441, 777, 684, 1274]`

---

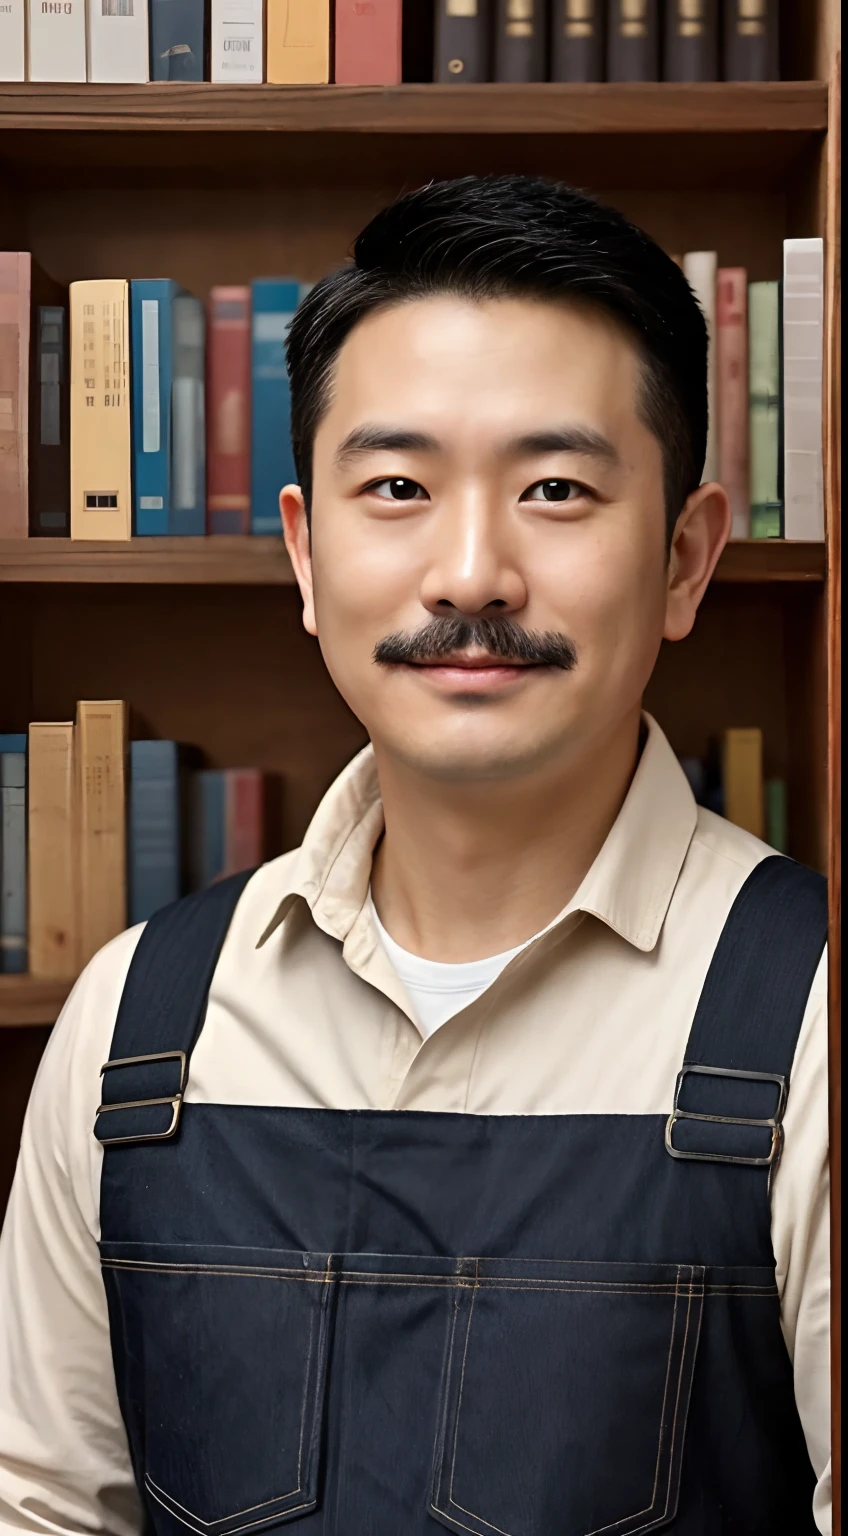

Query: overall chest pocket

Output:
[100, 1243, 337, 1536]
[430, 1260, 705, 1536]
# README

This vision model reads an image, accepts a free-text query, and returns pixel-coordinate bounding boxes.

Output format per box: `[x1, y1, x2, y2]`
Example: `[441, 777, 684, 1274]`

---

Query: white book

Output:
[88, 0, 149, 81]
[683, 250, 718, 484]
[782, 237, 824, 541]
[27, 0, 87, 81]
[0, 0, 25, 80]
[211, 0, 263, 81]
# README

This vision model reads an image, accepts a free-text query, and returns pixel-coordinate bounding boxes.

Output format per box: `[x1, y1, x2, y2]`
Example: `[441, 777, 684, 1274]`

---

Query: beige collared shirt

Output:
[0, 714, 831, 1533]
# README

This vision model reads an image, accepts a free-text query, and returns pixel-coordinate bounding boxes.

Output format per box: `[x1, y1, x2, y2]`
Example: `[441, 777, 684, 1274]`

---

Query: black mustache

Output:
[373, 616, 578, 669]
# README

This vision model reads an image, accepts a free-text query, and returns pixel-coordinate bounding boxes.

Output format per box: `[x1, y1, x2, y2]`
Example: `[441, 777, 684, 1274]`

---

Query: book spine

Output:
[131, 280, 173, 536]
[722, 727, 764, 839]
[76, 699, 128, 967]
[663, 0, 717, 81]
[550, 0, 603, 81]
[606, 0, 658, 81]
[88, 0, 149, 79]
[224, 768, 265, 873]
[0, 252, 30, 538]
[765, 777, 787, 854]
[150, 0, 207, 78]
[189, 770, 226, 889]
[682, 250, 718, 482]
[494, 0, 545, 81]
[722, 0, 778, 81]
[267, 0, 328, 83]
[0, 0, 25, 78]
[27, 0, 87, 78]
[170, 293, 206, 535]
[748, 280, 782, 538]
[334, 0, 401, 84]
[716, 266, 749, 537]
[29, 304, 71, 536]
[0, 754, 27, 976]
[27, 722, 78, 978]
[0, 735, 28, 752]
[211, 0, 262, 80]
[250, 279, 298, 536]
[782, 238, 824, 541]
[70, 279, 132, 539]
[435, 0, 491, 82]
[129, 740, 182, 924]
[207, 285, 251, 533]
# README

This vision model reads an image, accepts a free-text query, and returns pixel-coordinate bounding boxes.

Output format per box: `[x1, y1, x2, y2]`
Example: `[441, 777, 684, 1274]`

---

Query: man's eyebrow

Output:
[506, 427, 620, 466]
[334, 425, 440, 470]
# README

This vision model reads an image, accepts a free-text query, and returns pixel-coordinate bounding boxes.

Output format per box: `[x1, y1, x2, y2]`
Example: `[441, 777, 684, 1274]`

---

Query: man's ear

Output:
[664, 482, 732, 643]
[280, 485, 317, 638]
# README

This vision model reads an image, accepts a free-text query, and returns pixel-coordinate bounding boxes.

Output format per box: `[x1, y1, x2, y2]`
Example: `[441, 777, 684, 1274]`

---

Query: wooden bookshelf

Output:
[0, 977, 71, 1029]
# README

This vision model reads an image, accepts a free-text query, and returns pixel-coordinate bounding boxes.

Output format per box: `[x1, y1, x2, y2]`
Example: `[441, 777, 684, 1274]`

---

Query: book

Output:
[188, 769, 226, 889]
[748, 280, 782, 539]
[0, 0, 25, 78]
[27, 722, 78, 978]
[77, 700, 128, 967]
[682, 250, 718, 483]
[0, 736, 27, 753]
[663, 0, 717, 81]
[0, 252, 30, 538]
[550, 0, 603, 81]
[225, 768, 281, 871]
[0, 753, 26, 976]
[87, 0, 149, 80]
[129, 740, 194, 924]
[150, 0, 207, 79]
[716, 267, 749, 537]
[131, 279, 178, 536]
[266, 0, 328, 82]
[782, 238, 824, 541]
[29, 303, 71, 536]
[251, 279, 298, 536]
[335, 0, 401, 84]
[70, 279, 132, 539]
[606, 0, 658, 81]
[171, 293, 206, 535]
[207, 285, 251, 534]
[435, 0, 491, 82]
[494, 0, 545, 81]
[722, 727, 764, 839]
[27, 0, 87, 78]
[211, 0, 262, 80]
[765, 777, 787, 854]
[722, 0, 778, 81]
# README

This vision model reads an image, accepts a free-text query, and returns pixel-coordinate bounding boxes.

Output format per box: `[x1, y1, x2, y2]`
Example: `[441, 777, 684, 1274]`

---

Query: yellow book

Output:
[70, 279, 131, 540]
[27, 722, 79, 979]
[722, 728, 764, 840]
[77, 700, 128, 967]
[267, 0, 330, 83]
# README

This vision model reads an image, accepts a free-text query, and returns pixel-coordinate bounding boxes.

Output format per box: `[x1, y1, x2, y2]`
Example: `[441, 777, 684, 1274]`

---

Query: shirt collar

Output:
[257, 712, 698, 956]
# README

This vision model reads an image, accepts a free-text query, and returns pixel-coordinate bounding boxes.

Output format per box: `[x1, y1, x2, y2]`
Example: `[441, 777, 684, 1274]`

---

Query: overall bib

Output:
[94, 854, 827, 1536]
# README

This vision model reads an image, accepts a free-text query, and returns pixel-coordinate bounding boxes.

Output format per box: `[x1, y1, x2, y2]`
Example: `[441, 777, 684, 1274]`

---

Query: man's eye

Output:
[521, 479, 586, 503]
[367, 478, 428, 501]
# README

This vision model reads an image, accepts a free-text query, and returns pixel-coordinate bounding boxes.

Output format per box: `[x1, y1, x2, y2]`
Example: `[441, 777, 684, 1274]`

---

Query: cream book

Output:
[28, 0, 87, 80]
[212, 0, 264, 80]
[267, 0, 329, 83]
[722, 728, 764, 840]
[0, 0, 25, 79]
[782, 237, 824, 541]
[77, 700, 128, 968]
[70, 279, 132, 539]
[87, 0, 149, 80]
[27, 722, 79, 979]
[682, 250, 718, 484]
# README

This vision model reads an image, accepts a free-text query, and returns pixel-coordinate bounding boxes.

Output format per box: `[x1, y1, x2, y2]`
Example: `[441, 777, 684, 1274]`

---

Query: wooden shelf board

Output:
[0, 537, 825, 586]
[0, 977, 71, 1028]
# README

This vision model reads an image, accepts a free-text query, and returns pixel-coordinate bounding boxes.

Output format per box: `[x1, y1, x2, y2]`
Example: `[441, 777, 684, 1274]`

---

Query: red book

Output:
[0, 252, 30, 538]
[716, 267, 750, 539]
[206, 285, 251, 535]
[334, 0, 402, 85]
[224, 769, 283, 874]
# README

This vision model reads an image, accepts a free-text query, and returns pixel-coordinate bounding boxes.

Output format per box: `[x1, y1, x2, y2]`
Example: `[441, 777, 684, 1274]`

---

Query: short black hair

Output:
[287, 175, 708, 540]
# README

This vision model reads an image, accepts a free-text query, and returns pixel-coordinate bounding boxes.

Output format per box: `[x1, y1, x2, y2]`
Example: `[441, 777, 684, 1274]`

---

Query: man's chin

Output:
[376, 732, 563, 786]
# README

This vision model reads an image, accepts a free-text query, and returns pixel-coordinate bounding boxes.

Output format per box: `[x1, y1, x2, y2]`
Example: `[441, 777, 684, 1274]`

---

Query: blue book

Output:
[131, 280, 179, 536]
[129, 741, 184, 925]
[250, 279, 299, 535]
[0, 735, 27, 754]
[188, 770, 226, 891]
[150, 0, 207, 80]
[171, 293, 206, 535]
[0, 753, 26, 975]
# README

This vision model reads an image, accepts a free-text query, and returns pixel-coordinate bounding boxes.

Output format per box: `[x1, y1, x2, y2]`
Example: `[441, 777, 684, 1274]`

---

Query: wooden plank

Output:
[0, 978, 70, 1028]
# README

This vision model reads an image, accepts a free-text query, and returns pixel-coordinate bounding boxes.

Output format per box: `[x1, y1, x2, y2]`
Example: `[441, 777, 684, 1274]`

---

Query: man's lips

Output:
[394, 653, 544, 691]
[404, 652, 537, 669]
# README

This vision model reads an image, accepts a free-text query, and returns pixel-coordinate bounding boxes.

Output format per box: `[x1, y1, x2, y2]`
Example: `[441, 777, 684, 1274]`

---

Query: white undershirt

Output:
[369, 892, 538, 1040]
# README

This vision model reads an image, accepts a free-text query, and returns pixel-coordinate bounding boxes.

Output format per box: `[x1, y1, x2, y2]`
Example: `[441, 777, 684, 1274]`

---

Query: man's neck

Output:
[369, 709, 644, 963]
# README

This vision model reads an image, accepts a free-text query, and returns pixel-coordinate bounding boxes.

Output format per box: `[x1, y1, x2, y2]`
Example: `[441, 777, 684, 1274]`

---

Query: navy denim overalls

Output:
[94, 854, 827, 1535]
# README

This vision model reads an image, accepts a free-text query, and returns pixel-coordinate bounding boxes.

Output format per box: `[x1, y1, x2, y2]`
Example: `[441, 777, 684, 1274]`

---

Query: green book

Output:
[765, 778, 788, 854]
[748, 280, 783, 538]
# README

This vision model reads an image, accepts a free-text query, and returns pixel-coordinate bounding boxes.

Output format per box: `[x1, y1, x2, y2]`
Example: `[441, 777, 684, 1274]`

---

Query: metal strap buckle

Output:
[95, 1050, 187, 1146]
[665, 1063, 788, 1168]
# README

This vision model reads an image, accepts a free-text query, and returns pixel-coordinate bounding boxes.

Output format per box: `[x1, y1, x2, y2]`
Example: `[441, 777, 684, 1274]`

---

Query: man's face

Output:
[286, 295, 687, 784]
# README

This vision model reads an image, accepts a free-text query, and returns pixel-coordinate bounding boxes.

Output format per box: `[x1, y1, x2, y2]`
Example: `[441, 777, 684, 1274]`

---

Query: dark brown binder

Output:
[722, 0, 779, 81]
[434, 0, 492, 82]
[606, 0, 659, 81]
[494, 0, 546, 81]
[663, 0, 718, 80]
[551, 0, 604, 81]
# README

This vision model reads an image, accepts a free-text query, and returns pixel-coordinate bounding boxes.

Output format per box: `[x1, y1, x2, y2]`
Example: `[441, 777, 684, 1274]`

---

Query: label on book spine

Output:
[141, 300, 161, 454]
[27, 0, 87, 79]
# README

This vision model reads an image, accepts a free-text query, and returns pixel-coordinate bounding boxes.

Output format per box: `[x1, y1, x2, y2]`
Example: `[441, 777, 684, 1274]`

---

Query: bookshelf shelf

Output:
[0, 977, 71, 1029]
[0, 538, 826, 587]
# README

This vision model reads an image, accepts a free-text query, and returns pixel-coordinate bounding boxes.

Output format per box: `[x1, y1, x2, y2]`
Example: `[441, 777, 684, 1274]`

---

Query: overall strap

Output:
[94, 868, 256, 1148]
[666, 855, 827, 1170]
